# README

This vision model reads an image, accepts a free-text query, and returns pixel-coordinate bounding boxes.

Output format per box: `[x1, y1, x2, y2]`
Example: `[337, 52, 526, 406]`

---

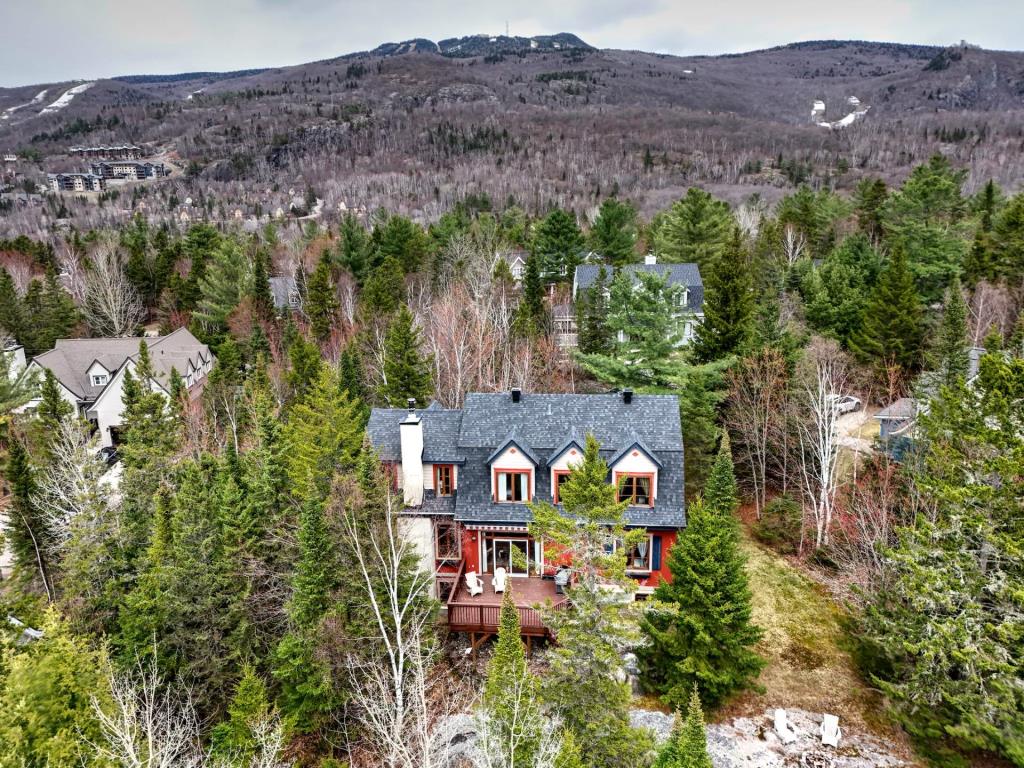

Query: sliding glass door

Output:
[489, 538, 530, 576]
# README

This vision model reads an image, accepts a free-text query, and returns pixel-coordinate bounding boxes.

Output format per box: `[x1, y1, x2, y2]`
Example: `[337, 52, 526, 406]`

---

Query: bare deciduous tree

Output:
[795, 339, 847, 549]
[88, 658, 205, 768]
[781, 224, 806, 268]
[83, 241, 145, 336]
[726, 348, 789, 517]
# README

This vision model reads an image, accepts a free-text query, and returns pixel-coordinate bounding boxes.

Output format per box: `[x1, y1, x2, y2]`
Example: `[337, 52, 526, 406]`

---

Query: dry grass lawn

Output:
[713, 536, 920, 763]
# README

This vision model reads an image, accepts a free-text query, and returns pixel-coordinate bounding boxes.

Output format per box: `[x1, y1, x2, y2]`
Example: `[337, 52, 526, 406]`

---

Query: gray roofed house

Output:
[367, 389, 687, 610]
[564, 255, 704, 348]
[20, 328, 213, 447]
[269, 275, 301, 312]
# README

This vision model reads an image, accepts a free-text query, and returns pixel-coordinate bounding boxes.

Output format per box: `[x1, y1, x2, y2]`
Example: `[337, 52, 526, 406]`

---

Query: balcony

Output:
[446, 561, 569, 641]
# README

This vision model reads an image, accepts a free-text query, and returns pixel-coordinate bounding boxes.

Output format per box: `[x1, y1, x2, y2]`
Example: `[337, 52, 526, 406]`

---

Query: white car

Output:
[829, 394, 862, 414]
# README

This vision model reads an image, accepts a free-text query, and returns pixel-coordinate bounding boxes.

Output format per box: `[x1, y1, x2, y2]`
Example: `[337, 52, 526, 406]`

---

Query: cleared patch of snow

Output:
[39, 82, 94, 114]
[683, 69, 694, 74]
[2, 89, 48, 120]
[530, 39, 538, 49]
[811, 97, 870, 130]
[186, 87, 205, 101]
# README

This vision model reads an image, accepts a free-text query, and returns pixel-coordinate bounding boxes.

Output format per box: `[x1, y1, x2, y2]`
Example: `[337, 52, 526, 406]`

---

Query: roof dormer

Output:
[488, 431, 539, 503]
[609, 434, 662, 507]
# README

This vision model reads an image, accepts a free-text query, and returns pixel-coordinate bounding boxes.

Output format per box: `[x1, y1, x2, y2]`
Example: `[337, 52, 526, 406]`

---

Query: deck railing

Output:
[446, 560, 568, 637]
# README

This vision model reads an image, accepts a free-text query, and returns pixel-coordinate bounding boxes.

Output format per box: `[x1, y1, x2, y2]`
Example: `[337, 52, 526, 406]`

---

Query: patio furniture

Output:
[465, 571, 484, 597]
[820, 714, 841, 747]
[492, 567, 507, 593]
[554, 566, 570, 595]
[774, 709, 797, 744]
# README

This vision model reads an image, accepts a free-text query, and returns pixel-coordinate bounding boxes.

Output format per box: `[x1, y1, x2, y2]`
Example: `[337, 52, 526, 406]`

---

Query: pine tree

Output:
[0, 267, 26, 343]
[286, 333, 323, 400]
[934, 277, 970, 385]
[360, 255, 405, 317]
[533, 208, 584, 281]
[992, 191, 1024, 283]
[640, 440, 764, 709]
[588, 199, 638, 266]
[194, 238, 252, 342]
[480, 588, 543, 766]
[577, 266, 612, 354]
[305, 251, 339, 343]
[694, 228, 754, 363]
[515, 252, 546, 336]
[249, 248, 274, 319]
[849, 246, 924, 376]
[36, 368, 72, 431]
[654, 685, 712, 768]
[338, 212, 370, 282]
[654, 188, 733, 269]
[853, 177, 888, 241]
[380, 305, 433, 408]
[2, 433, 52, 593]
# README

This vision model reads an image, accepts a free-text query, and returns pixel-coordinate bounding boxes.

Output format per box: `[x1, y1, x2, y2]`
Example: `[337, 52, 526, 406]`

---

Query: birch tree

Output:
[795, 339, 847, 549]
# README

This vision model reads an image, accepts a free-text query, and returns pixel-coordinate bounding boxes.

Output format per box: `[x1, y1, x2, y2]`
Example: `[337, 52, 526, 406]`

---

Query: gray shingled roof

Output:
[367, 408, 465, 463]
[574, 263, 704, 311]
[30, 328, 210, 401]
[367, 392, 686, 529]
[875, 397, 916, 420]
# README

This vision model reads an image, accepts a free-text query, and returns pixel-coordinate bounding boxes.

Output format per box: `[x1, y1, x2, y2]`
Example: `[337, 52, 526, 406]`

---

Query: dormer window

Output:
[494, 469, 530, 503]
[91, 373, 109, 386]
[616, 473, 654, 506]
[553, 470, 571, 503]
[434, 464, 454, 496]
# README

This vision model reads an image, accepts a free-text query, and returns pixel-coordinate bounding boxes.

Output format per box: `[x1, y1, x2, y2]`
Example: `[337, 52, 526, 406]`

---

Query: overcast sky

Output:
[3, 0, 1022, 87]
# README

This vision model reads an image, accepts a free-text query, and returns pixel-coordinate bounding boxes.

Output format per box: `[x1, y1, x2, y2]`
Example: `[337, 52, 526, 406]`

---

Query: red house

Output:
[367, 389, 687, 639]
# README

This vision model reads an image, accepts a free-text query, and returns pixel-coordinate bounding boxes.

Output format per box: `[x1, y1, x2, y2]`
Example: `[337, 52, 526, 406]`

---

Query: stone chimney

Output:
[399, 399, 424, 507]
[644, 253, 657, 265]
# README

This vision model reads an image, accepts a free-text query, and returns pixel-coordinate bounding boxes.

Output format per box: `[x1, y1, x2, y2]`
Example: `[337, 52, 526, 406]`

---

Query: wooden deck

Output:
[446, 565, 569, 638]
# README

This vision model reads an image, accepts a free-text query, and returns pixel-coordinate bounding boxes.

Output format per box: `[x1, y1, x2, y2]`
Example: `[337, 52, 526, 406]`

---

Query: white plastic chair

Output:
[820, 713, 841, 747]
[774, 709, 797, 744]
[465, 571, 483, 597]
[492, 567, 507, 593]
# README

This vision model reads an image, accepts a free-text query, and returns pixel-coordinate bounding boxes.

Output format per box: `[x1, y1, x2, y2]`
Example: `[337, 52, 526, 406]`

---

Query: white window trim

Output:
[91, 373, 109, 386]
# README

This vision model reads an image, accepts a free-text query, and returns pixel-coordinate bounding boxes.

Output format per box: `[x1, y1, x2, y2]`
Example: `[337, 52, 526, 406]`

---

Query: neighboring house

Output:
[69, 145, 142, 160]
[19, 328, 213, 447]
[269, 275, 301, 313]
[2, 342, 27, 381]
[367, 389, 686, 638]
[875, 346, 986, 457]
[497, 249, 528, 282]
[569, 254, 705, 347]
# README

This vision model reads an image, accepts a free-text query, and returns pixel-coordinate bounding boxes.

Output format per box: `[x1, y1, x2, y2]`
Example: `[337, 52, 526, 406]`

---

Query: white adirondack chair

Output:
[465, 571, 484, 597]
[492, 567, 507, 593]
[820, 714, 842, 747]
[774, 709, 797, 744]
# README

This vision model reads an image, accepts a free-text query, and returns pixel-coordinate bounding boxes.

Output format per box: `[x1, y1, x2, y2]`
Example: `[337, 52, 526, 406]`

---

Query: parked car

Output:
[828, 394, 862, 414]
[97, 446, 120, 466]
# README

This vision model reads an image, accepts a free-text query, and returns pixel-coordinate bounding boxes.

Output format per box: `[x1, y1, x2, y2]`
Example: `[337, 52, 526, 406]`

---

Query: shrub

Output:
[752, 495, 802, 554]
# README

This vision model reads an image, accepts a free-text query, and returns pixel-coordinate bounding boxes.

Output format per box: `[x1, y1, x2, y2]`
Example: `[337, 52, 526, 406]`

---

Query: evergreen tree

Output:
[588, 198, 638, 266]
[369, 213, 430, 273]
[694, 228, 754, 363]
[272, 495, 339, 733]
[0, 611, 112, 768]
[654, 188, 733, 269]
[380, 305, 433, 408]
[577, 266, 613, 354]
[0, 350, 36, 417]
[286, 333, 323, 400]
[360, 255, 405, 317]
[640, 439, 764, 709]
[249, 248, 274, 319]
[284, 365, 364, 498]
[849, 246, 924, 377]
[802, 233, 882, 347]
[654, 686, 713, 768]
[882, 155, 968, 303]
[515, 252, 546, 336]
[934, 277, 970, 385]
[338, 212, 370, 282]
[2, 433, 51, 593]
[210, 665, 273, 765]
[479, 588, 543, 767]
[992, 192, 1024, 283]
[21, 271, 79, 356]
[38, 369, 72, 430]
[853, 177, 888, 241]
[533, 208, 584, 281]
[194, 238, 252, 342]
[529, 435, 652, 768]
[305, 251, 339, 343]
[0, 267, 26, 343]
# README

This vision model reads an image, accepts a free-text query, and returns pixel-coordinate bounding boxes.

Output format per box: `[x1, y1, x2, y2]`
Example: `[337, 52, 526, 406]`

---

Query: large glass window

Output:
[617, 473, 653, 506]
[495, 470, 530, 502]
